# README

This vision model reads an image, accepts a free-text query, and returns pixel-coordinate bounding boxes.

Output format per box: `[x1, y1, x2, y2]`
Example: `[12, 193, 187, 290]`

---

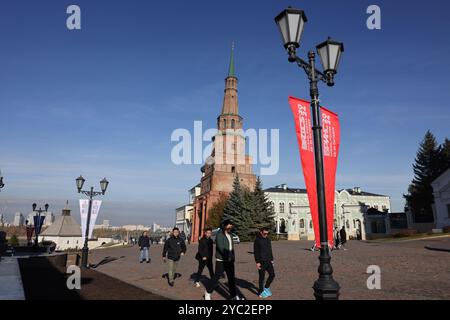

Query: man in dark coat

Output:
[193, 228, 214, 287]
[340, 226, 348, 250]
[254, 227, 275, 298]
[162, 227, 186, 286]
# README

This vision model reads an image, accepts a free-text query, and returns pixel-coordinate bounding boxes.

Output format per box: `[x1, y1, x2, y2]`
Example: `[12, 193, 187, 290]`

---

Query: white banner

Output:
[88, 200, 102, 239]
[79, 199, 89, 240]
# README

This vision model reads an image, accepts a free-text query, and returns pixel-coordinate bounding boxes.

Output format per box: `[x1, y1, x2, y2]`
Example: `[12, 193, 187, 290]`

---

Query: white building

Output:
[39, 207, 115, 251]
[431, 168, 450, 230]
[13, 212, 24, 226]
[174, 183, 201, 235]
[0, 214, 6, 226]
[265, 184, 392, 241]
[122, 224, 148, 231]
[25, 211, 55, 227]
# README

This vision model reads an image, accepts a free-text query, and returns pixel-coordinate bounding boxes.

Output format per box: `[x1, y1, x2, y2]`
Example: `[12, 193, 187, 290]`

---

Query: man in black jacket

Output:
[253, 227, 275, 298]
[138, 231, 151, 263]
[194, 228, 214, 287]
[162, 227, 186, 286]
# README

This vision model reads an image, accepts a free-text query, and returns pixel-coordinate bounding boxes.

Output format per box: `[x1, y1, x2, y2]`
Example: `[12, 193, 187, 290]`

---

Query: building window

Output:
[231, 119, 235, 129]
[309, 220, 313, 229]
[279, 203, 285, 214]
[231, 166, 235, 173]
[346, 220, 350, 229]
[223, 119, 226, 128]
[300, 219, 305, 228]
[374, 205, 379, 210]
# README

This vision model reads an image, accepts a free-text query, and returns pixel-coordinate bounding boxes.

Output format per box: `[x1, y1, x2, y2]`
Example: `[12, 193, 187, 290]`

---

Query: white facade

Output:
[39, 235, 116, 251]
[265, 184, 391, 241]
[174, 183, 200, 235]
[431, 168, 450, 230]
[175, 205, 193, 233]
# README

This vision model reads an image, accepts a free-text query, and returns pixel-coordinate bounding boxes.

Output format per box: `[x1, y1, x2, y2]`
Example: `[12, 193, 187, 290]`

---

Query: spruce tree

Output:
[251, 176, 276, 233]
[404, 130, 441, 222]
[222, 175, 254, 241]
[439, 138, 450, 173]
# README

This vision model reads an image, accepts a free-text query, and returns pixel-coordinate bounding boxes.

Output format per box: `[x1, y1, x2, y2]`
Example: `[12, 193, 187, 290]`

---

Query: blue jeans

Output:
[140, 247, 149, 262]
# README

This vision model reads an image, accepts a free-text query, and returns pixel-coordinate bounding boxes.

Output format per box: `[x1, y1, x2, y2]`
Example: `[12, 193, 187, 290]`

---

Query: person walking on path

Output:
[138, 231, 151, 263]
[162, 227, 186, 287]
[204, 220, 240, 300]
[194, 228, 214, 287]
[253, 227, 275, 298]
[340, 226, 348, 250]
[334, 227, 341, 250]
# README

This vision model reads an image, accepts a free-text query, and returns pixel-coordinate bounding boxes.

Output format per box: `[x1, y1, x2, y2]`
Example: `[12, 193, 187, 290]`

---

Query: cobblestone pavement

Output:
[89, 237, 450, 300]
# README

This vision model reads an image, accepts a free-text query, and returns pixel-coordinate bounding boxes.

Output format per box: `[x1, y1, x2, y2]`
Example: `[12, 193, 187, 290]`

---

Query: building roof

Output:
[40, 208, 82, 237]
[264, 185, 307, 194]
[264, 185, 387, 197]
[339, 189, 387, 197]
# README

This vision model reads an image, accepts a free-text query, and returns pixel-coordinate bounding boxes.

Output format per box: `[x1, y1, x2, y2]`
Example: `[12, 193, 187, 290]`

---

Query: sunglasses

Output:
[262, 232, 269, 236]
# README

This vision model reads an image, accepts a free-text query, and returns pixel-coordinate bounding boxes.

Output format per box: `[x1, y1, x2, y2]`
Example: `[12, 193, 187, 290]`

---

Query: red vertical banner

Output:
[289, 96, 340, 248]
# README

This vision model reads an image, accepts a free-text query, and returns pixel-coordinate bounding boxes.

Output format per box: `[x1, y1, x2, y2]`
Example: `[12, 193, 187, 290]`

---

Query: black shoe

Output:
[169, 281, 174, 287]
[146, 260, 150, 263]
[139, 260, 143, 263]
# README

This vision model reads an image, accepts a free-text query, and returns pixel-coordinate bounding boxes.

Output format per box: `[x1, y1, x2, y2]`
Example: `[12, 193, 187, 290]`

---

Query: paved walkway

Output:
[89, 238, 450, 300]
[0, 257, 25, 300]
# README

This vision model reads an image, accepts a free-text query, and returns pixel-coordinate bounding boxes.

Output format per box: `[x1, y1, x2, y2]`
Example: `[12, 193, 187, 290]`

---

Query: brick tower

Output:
[190, 44, 256, 242]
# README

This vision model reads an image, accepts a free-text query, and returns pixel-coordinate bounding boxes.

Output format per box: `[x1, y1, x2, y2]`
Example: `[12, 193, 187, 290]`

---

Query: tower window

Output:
[231, 166, 235, 173]
[223, 119, 226, 129]
[231, 119, 235, 128]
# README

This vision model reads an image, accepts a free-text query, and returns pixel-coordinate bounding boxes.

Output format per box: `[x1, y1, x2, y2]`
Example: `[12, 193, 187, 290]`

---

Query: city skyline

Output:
[1, 0, 450, 225]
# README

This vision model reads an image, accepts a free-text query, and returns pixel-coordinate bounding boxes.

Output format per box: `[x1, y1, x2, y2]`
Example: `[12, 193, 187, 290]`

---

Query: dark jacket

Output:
[215, 230, 235, 262]
[162, 236, 186, 261]
[253, 234, 273, 263]
[138, 235, 150, 249]
[196, 236, 213, 260]
[340, 228, 347, 244]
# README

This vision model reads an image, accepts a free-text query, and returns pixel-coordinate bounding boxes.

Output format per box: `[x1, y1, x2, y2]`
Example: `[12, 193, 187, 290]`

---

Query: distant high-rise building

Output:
[13, 212, 24, 226]
[0, 213, 6, 226]
[103, 220, 110, 228]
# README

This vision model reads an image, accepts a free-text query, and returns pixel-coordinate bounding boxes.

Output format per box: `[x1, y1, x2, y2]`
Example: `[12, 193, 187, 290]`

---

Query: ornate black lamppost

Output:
[32, 203, 49, 247]
[275, 7, 344, 300]
[76, 175, 109, 268]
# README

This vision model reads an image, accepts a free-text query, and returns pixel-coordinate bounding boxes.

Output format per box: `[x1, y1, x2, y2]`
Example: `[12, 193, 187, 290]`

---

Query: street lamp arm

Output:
[295, 56, 327, 84]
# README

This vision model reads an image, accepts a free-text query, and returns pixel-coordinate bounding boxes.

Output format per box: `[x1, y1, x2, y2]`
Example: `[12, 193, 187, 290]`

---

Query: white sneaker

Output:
[232, 295, 241, 300]
[195, 282, 201, 288]
[204, 291, 211, 300]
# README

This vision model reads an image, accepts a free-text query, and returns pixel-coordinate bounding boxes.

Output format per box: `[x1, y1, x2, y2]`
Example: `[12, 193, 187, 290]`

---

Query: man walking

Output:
[162, 227, 186, 287]
[254, 227, 275, 298]
[339, 226, 348, 250]
[204, 220, 239, 300]
[138, 231, 151, 263]
[194, 228, 214, 287]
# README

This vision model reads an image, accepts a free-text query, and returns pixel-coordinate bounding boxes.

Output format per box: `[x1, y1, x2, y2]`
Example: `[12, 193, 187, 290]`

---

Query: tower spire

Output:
[227, 41, 236, 77]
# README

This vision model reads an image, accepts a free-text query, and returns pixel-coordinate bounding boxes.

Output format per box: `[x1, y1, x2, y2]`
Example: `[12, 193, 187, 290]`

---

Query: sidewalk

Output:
[0, 257, 25, 300]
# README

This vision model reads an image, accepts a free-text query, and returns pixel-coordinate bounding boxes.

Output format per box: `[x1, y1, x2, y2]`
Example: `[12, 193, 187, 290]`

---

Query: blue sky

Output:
[0, 0, 449, 226]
